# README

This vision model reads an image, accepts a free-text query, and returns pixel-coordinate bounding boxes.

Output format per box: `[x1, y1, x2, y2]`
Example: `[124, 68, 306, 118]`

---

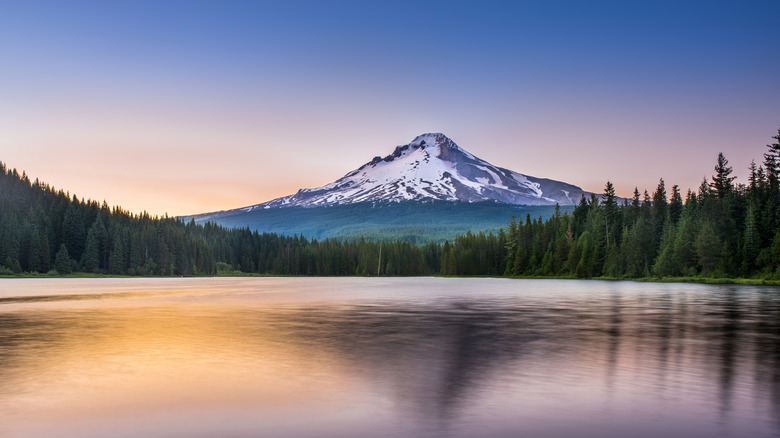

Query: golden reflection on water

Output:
[0, 278, 779, 438]
[1, 307, 365, 438]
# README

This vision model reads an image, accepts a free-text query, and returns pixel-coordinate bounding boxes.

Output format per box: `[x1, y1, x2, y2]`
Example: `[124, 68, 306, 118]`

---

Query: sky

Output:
[1, 0, 779, 216]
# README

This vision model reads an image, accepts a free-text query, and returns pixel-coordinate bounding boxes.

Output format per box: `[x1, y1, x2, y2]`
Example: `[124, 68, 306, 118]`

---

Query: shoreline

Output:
[2, 272, 780, 286]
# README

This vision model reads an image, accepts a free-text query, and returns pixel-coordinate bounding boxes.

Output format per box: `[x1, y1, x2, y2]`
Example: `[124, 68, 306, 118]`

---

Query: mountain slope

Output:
[247, 133, 591, 211]
[188, 133, 598, 240]
[191, 201, 568, 243]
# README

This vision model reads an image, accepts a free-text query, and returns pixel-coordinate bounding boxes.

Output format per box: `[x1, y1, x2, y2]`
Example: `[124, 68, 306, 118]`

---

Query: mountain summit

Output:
[250, 133, 592, 210]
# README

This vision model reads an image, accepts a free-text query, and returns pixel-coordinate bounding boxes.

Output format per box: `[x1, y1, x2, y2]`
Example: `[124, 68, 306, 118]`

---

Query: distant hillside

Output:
[187, 201, 570, 243]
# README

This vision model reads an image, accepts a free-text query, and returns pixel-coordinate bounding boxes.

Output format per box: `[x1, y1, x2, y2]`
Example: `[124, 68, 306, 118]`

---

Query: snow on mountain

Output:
[245, 133, 593, 211]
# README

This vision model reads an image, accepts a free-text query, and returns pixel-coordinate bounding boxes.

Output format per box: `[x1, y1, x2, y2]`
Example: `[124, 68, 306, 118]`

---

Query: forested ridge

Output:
[2, 127, 780, 280]
[443, 128, 780, 280]
[0, 164, 439, 276]
[187, 200, 563, 244]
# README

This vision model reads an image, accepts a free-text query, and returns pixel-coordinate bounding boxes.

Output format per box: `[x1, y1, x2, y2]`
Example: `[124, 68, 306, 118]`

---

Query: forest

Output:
[443, 128, 780, 280]
[1, 128, 779, 280]
[0, 162, 440, 277]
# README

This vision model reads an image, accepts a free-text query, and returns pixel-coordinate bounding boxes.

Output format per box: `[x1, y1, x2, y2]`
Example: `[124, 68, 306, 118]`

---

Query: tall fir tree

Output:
[61, 202, 86, 262]
[603, 181, 620, 248]
[55, 244, 72, 274]
[669, 185, 683, 224]
[710, 153, 736, 199]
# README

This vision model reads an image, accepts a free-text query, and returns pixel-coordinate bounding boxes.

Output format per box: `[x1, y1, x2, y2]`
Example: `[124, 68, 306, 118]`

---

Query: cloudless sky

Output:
[1, 0, 779, 215]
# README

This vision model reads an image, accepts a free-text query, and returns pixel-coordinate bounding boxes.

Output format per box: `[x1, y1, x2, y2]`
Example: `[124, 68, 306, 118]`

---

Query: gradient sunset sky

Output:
[2, 0, 779, 216]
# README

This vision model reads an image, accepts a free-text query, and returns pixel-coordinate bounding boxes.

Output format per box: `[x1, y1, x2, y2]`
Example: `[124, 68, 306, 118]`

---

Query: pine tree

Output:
[27, 226, 42, 272]
[763, 127, 780, 177]
[695, 222, 722, 276]
[710, 153, 736, 199]
[40, 233, 50, 272]
[4, 256, 22, 274]
[0, 215, 21, 272]
[110, 234, 125, 275]
[641, 190, 652, 220]
[572, 195, 589, 236]
[441, 241, 457, 275]
[630, 188, 641, 223]
[61, 203, 86, 262]
[748, 160, 760, 191]
[669, 185, 683, 224]
[742, 203, 760, 276]
[81, 222, 101, 273]
[653, 220, 679, 277]
[673, 208, 698, 276]
[573, 231, 592, 278]
[651, 178, 669, 251]
[503, 217, 518, 276]
[55, 244, 72, 274]
[603, 181, 620, 248]
[698, 177, 711, 200]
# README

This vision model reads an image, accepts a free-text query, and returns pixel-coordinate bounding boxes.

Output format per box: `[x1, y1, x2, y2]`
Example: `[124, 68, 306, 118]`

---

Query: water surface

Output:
[1, 277, 779, 437]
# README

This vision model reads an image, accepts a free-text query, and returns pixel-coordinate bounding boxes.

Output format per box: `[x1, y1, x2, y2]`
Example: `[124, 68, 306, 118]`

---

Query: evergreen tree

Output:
[695, 222, 722, 276]
[742, 203, 760, 276]
[651, 178, 669, 251]
[55, 244, 72, 274]
[698, 177, 711, 200]
[61, 203, 86, 262]
[630, 187, 641, 223]
[624, 216, 652, 277]
[653, 220, 678, 277]
[503, 217, 518, 276]
[763, 127, 780, 177]
[81, 222, 102, 273]
[710, 153, 736, 199]
[669, 185, 683, 224]
[110, 234, 125, 275]
[0, 216, 21, 272]
[673, 208, 698, 275]
[27, 226, 42, 272]
[603, 181, 620, 248]
[441, 241, 457, 275]
[748, 160, 760, 191]
[40, 233, 50, 272]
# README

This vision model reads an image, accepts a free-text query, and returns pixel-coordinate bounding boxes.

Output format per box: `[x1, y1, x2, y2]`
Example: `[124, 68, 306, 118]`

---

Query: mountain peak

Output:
[242, 134, 596, 209]
[410, 133, 461, 152]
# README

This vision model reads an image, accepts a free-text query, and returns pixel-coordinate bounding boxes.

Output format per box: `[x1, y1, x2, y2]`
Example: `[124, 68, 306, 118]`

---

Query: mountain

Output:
[187, 133, 598, 241]
[244, 133, 591, 211]
[188, 201, 565, 244]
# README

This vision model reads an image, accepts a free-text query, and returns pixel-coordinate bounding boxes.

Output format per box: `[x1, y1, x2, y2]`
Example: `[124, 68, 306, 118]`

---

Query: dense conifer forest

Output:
[0, 165, 439, 276]
[1, 127, 779, 280]
[443, 128, 780, 280]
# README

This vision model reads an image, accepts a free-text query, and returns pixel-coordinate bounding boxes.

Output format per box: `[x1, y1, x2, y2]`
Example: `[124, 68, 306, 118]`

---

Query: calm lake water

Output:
[0, 277, 779, 438]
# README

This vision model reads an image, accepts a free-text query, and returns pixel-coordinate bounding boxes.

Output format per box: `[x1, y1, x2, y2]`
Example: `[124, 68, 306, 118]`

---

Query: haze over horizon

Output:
[1, 0, 779, 216]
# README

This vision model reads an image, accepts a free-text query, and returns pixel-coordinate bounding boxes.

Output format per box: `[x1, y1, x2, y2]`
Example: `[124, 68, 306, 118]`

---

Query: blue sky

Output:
[1, 0, 778, 215]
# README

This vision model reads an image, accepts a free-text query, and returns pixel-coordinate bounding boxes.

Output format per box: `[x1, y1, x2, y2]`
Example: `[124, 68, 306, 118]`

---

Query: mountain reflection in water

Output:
[0, 278, 778, 438]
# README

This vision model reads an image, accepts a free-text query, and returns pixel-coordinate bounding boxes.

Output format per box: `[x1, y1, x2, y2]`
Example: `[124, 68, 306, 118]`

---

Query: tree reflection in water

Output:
[0, 278, 778, 438]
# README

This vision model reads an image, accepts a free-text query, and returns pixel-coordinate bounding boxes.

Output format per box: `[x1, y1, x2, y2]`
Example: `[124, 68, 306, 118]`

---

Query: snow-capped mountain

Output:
[248, 133, 592, 210]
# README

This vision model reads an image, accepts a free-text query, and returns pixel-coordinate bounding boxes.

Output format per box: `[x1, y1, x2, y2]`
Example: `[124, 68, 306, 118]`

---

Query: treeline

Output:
[0, 163, 439, 276]
[444, 129, 780, 279]
[3, 128, 780, 280]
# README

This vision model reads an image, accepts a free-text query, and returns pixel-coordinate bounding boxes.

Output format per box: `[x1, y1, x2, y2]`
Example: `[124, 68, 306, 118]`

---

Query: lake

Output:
[0, 277, 778, 438]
